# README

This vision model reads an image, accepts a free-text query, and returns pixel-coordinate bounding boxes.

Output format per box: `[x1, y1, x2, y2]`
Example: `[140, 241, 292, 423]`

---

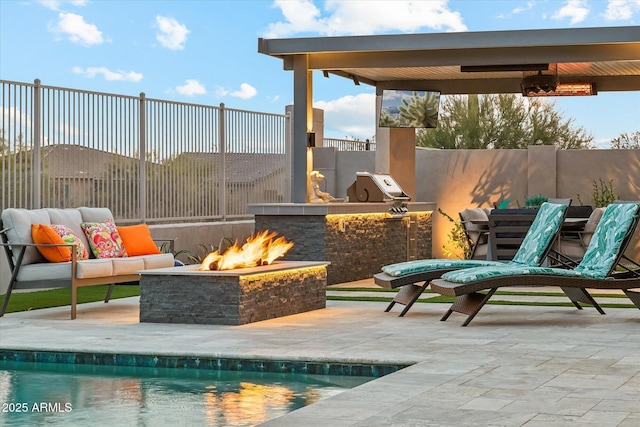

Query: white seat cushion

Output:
[142, 253, 175, 270]
[75, 259, 114, 279]
[110, 257, 145, 275]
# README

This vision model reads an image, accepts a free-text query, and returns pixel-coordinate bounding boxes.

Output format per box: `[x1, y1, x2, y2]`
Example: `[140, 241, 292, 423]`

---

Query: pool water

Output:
[0, 361, 372, 426]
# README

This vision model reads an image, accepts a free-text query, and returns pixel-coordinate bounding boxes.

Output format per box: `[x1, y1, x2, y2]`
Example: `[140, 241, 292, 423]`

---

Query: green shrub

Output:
[438, 208, 471, 259]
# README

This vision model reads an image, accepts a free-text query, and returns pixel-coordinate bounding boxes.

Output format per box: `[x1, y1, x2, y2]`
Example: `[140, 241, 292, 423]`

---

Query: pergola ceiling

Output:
[258, 26, 640, 94]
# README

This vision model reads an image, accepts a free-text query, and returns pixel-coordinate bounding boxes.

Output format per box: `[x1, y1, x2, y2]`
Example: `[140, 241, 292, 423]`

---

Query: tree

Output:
[416, 94, 594, 149]
[610, 131, 640, 149]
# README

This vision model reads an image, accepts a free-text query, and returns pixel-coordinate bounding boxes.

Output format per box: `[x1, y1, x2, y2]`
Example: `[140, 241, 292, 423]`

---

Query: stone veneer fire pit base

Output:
[139, 261, 328, 325]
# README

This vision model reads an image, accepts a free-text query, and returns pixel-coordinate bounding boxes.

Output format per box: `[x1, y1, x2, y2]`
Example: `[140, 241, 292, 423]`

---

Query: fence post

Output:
[139, 92, 147, 222]
[33, 79, 42, 209]
[284, 110, 292, 202]
[219, 103, 226, 219]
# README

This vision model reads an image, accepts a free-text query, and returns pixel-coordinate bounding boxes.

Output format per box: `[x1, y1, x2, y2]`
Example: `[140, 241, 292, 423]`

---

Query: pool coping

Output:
[0, 349, 411, 378]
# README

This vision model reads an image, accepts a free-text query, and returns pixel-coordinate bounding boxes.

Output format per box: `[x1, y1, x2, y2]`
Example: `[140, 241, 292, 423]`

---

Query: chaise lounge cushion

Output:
[441, 203, 639, 283]
[381, 202, 568, 278]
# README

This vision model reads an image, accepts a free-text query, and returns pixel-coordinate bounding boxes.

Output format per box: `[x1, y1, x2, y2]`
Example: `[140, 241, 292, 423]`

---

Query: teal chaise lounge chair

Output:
[430, 202, 640, 326]
[374, 202, 569, 316]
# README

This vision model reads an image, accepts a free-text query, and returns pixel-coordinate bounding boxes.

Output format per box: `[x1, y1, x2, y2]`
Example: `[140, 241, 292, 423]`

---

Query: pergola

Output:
[258, 26, 640, 202]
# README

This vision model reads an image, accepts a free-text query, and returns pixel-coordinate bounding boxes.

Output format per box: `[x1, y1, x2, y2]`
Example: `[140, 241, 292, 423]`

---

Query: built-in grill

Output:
[346, 172, 410, 216]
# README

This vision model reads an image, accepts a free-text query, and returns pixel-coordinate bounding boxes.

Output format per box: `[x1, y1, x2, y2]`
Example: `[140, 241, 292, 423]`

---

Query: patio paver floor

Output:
[1, 282, 639, 426]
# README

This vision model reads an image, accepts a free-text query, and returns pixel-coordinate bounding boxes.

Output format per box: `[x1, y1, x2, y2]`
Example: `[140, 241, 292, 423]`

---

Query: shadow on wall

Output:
[469, 156, 520, 208]
[417, 148, 528, 259]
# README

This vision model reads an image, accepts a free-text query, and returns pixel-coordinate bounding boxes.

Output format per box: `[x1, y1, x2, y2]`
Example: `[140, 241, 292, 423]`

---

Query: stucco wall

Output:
[328, 146, 640, 260]
[419, 147, 640, 259]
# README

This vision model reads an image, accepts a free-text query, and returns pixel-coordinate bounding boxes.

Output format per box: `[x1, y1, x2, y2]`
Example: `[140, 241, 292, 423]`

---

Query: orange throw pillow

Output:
[116, 224, 162, 256]
[31, 224, 71, 262]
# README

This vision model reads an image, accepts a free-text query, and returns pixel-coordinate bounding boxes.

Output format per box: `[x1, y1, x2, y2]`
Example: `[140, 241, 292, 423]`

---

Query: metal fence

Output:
[323, 138, 375, 151]
[1, 79, 290, 222]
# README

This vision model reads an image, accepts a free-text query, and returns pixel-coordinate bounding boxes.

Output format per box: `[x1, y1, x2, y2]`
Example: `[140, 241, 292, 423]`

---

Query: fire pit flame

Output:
[198, 230, 293, 271]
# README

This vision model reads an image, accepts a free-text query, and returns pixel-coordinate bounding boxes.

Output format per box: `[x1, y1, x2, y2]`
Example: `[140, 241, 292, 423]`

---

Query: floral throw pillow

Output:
[81, 219, 128, 259]
[49, 225, 89, 260]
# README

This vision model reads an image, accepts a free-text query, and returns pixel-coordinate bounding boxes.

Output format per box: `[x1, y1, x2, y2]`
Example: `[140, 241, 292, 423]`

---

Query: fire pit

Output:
[139, 261, 328, 325]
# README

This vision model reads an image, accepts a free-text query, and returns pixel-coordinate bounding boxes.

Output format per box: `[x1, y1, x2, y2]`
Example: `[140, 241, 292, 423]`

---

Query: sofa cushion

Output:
[13, 258, 113, 281]
[78, 207, 115, 223]
[141, 253, 175, 270]
[46, 208, 91, 252]
[32, 224, 70, 262]
[81, 220, 128, 259]
[111, 257, 146, 275]
[52, 225, 89, 260]
[117, 224, 162, 256]
[75, 259, 114, 279]
[15, 262, 74, 282]
[2, 208, 50, 265]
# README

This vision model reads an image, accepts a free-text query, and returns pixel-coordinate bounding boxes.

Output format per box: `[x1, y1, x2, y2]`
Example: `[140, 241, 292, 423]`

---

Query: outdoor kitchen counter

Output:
[248, 202, 436, 285]
[247, 202, 435, 215]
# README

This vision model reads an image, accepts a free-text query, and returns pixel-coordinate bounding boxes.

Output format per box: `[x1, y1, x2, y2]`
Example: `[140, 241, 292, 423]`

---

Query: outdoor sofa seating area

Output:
[0, 207, 175, 319]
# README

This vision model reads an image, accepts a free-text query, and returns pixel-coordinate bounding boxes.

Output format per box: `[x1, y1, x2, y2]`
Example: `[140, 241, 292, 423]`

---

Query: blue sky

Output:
[1, 0, 639, 146]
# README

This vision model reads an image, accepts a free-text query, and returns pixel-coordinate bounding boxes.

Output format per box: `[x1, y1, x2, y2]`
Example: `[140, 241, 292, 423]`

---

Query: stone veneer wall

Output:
[254, 212, 432, 285]
[140, 266, 327, 325]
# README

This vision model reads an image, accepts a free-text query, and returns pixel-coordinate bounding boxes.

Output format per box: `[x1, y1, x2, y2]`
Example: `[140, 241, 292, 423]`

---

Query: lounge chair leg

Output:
[440, 308, 453, 321]
[623, 290, 640, 310]
[561, 287, 605, 315]
[461, 289, 496, 327]
[384, 283, 428, 317]
[442, 289, 497, 326]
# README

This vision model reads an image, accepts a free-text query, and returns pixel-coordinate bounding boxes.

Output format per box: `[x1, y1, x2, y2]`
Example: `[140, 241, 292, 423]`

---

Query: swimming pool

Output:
[0, 360, 372, 427]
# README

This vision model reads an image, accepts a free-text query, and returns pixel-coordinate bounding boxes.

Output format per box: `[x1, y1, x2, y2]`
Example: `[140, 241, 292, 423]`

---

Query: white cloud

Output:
[155, 16, 190, 50]
[604, 0, 640, 20]
[72, 66, 143, 82]
[594, 138, 612, 149]
[314, 93, 376, 139]
[175, 79, 207, 96]
[264, 0, 467, 37]
[214, 86, 230, 97]
[551, 0, 590, 24]
[230, 83, 257, 100]
[511, 1, 536, 15]
[37, 0, 87, 11]
[49, 12, 103, 46]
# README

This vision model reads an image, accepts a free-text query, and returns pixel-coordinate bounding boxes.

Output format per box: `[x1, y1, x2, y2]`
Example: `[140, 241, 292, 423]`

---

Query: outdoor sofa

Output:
[1, 207, 175, 319]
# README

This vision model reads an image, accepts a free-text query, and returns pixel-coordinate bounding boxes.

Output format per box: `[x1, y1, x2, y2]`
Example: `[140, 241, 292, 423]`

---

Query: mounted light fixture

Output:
[350, 74, 360, 86]
[524, 82, 597, 97]
[521, 71, 558, 95]
[323, 70, 330, 78]
[307, 132, 316, 148]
